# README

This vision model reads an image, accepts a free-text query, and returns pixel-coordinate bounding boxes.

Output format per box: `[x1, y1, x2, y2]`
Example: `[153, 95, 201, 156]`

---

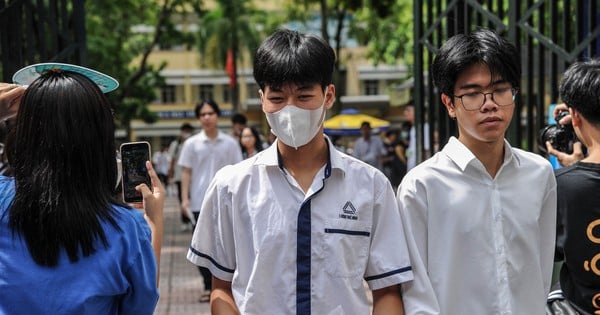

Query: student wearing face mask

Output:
[186, 28, 414, 315]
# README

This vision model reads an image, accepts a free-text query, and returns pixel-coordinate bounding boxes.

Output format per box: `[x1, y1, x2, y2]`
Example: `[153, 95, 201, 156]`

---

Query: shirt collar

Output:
[199, 130, 225, 142]
[443, 136, 521, 172]
[255, 135, 338, 178]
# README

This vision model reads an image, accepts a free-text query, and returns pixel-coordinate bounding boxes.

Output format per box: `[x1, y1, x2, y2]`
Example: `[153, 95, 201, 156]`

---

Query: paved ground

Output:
[154, 195, 210, 315]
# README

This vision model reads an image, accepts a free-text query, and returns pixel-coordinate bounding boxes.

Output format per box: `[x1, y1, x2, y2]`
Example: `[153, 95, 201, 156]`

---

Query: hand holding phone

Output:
[120, 141, 152, 203]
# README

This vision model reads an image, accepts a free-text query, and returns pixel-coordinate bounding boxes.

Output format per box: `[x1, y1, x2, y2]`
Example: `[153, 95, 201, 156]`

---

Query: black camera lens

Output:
[538, 111, 577, 154]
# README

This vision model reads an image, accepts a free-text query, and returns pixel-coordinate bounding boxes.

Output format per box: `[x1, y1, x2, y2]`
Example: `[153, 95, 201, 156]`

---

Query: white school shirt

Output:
[177, 130, 242, 212]
[353, 135, 386, 170]
[187, 136, 414, 315]
[397, 136, 557, 315]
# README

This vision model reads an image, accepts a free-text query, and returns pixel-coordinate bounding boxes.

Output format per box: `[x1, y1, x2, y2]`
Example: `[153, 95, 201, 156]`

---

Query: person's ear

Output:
[570, 108, 582, 127]
[441, 93, 456, 119]
[258, 89, 267, 112]
[325, 84, 336, 109]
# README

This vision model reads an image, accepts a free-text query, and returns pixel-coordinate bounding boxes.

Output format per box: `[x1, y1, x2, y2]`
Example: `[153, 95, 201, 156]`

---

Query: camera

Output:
[539, 111, 578, 154]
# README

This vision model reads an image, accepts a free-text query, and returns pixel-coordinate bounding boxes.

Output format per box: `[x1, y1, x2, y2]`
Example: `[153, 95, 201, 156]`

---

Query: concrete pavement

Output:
[154, 195, 210, 315]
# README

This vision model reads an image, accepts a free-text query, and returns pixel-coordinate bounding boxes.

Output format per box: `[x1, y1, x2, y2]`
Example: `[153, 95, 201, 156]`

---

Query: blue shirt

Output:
[0, 176, 158, 314]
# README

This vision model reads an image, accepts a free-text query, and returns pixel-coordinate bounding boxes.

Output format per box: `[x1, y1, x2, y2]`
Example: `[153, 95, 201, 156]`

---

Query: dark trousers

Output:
[198, 267, 212, 291]
[193, 211, 211, 290]
[176, 181, 191, 224]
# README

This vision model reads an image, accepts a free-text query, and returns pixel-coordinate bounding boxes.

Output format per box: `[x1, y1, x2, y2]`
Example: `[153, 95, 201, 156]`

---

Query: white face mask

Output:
[265, 97, 326, 150]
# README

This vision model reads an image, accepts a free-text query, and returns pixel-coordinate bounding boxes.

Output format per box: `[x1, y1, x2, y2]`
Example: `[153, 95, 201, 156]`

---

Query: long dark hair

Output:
[5, 70, 122, 266]
[239, 126, 263, 157]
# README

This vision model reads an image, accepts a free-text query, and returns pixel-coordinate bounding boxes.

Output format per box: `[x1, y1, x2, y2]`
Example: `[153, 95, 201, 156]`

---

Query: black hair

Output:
[231, 113, 247, 125]
[385, 130, 398, 137]
[5, 70, 122, 267]
[195, 99, 221, 118]
[253, 28, 335, 91]
[432, 28, 521, 98]
[239, 126, 264, 155]
[560, 58, 600, 124]
[180, 123, 194, 131]
[361, 121, 371, 128]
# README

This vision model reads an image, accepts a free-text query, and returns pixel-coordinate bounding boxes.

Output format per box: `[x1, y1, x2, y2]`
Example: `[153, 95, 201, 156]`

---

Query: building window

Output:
[222, 85, 231, 103]
[161, 85, 175, 103]
[199, 84, 214, 101]
[364, 80, 379, 95]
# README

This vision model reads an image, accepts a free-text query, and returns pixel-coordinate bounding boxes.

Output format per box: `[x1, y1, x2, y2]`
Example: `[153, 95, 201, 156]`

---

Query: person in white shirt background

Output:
[167, 123, 195, 230]
[187, 28, 414, 315]
[397, 28, 557, 315]
[403, 100, 430, 171]
[178, 99, 243, 302]
[353, 121, 387, 171]
[152, 145, 171, 186]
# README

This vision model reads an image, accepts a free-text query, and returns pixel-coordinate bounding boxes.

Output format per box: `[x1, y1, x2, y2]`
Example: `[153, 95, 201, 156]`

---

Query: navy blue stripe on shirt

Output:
[296, 200, 312, 314]
[324, 228, 370, 236]
[364, 266, 412, 281]
[189, 246, 235, 274]
[295, 144, 333, 314]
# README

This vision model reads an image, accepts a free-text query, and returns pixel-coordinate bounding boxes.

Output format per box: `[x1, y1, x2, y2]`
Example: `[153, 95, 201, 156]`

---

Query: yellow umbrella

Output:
[324, 109, 390, 136]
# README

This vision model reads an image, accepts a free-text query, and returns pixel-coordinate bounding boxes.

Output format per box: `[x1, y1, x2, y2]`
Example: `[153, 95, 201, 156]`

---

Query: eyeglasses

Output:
[453, 88, 518, 111]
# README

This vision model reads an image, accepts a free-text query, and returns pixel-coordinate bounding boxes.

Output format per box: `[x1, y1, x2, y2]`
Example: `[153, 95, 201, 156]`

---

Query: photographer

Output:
[547, 58, 600, 315]
[544, 103, 585, 166]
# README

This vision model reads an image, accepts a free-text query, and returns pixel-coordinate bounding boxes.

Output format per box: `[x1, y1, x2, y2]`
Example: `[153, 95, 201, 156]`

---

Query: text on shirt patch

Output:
[340, 201, 358, 220]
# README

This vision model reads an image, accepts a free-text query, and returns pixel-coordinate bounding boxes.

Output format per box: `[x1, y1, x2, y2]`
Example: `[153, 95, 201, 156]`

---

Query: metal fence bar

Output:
[414, 0, 600, 164]
[0, 0, 86, 82]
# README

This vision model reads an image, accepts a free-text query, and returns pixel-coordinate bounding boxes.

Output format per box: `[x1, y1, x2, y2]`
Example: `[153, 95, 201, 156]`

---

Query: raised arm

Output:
[136, 161, 166, 286]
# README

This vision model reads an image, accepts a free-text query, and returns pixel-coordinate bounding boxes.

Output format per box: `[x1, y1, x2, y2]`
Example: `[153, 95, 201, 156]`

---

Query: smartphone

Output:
[120, 141, 152, 203]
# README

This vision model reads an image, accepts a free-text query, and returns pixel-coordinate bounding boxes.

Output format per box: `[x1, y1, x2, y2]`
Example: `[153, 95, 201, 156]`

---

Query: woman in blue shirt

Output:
[0, 67, 164, 314]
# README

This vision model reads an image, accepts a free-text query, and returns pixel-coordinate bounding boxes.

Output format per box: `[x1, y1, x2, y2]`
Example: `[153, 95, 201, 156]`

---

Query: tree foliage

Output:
[192, 0, 283, 112]
[86, 0, 195, 139]
[350, 1, 413, 66]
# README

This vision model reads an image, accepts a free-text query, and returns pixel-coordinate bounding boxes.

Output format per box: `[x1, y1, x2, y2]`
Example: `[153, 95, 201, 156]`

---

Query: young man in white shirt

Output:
[187, 28, 414, 314]
[178, 99, 243, 301]
[397, 28, 557, 315]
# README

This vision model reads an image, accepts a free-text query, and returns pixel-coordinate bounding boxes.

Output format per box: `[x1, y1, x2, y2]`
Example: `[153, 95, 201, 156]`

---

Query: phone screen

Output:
[120, 141, 152, 203]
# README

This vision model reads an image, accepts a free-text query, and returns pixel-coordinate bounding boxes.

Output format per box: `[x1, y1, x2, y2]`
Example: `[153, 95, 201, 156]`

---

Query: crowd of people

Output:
[0, 27, 599, 315]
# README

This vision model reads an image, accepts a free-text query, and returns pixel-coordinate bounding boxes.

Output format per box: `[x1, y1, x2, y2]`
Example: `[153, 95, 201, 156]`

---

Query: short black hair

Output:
[432, 28, 521, 98]
[180, 123, 194, 131]
[231, 113, 247, 124]
[195, 99, 220, 118]
[560, 58, 600, 124]
[361, 121, 371, 128]
[385, 130, 398, 137]
[253, 28, 335, 91]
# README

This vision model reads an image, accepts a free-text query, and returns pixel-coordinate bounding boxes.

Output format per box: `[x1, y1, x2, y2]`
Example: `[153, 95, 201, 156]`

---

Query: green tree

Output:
[285, 0, 362, 114]
[86, 0, 196, 140]
[193, 0, 281, 113]
[350, 1, 413, 66]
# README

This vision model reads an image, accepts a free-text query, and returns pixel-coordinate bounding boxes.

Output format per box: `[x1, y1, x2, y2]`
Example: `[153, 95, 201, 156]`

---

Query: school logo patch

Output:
[339, 201, 358, 220]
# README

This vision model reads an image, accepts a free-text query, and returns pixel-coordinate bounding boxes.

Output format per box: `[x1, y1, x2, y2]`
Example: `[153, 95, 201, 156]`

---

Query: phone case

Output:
[120, 141, 152, 203]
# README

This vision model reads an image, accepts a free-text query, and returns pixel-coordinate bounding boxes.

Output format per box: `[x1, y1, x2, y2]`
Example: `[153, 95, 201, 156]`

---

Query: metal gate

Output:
[414, 0, 600, 163]
[0, 0, 87, 82]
